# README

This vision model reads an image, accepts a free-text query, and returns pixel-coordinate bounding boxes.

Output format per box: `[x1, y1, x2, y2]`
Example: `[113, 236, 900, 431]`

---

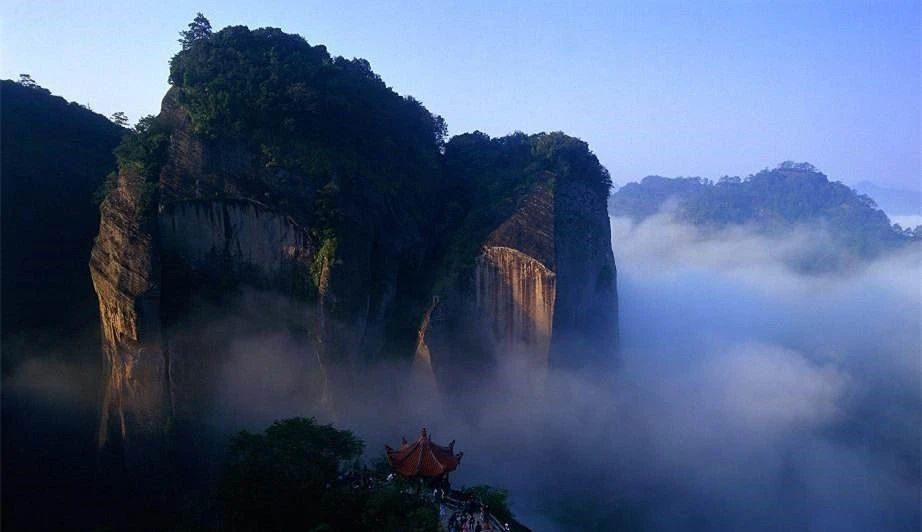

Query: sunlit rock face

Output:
[90, 167, 167, 482]
[475, 246, 556, 368]
[475, 180, 557, 368]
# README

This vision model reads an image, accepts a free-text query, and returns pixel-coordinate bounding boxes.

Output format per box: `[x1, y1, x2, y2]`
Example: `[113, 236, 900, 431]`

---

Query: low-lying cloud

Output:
[541, 213, 921, 531]
[208, 212, 919, 530]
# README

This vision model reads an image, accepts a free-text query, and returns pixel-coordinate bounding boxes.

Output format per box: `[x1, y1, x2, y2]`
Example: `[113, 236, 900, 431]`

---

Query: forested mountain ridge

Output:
[609, 161, 919, 260]
[0, 78, 125, 363]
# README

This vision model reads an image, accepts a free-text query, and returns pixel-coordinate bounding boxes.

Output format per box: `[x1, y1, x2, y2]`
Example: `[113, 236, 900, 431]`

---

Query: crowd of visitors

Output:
[444, 494, 508, 532]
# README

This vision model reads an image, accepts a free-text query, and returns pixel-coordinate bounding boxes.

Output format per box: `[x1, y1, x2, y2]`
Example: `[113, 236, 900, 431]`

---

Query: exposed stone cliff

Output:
[90, 165, 167, 479]
[92, 93, 430, 468]
[421, 155, 618, 392]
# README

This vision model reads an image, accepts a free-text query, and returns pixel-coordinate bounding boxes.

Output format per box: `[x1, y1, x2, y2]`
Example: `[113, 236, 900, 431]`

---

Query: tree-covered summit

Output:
[445, 130, 611, 196]
[124, 20, 449, 248]
[442, 130, 611, 227]
[167, 23, 445, 160]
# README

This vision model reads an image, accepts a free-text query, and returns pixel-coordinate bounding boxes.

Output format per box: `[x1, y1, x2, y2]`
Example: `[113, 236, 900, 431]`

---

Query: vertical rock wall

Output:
[89, 168, 168, 481]
[91, 92, 437, 477]
[158, 200, 313, 290]
[550, 179, 619, 368]
[424, 176, 618, 389]
[474, 246, 556, 368]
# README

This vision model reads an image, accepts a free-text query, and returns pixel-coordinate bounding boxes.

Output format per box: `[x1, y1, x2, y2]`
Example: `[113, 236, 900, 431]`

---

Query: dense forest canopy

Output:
[444, 130, 611, 197]
[166, 24, 445, 186]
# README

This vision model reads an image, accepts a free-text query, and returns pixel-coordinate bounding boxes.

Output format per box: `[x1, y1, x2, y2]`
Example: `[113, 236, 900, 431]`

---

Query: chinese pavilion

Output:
[385, 428, 463, 480]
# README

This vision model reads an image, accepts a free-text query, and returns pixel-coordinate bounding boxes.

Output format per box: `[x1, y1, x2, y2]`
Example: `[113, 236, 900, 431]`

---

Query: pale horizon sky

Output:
[2, 0, 919, 189]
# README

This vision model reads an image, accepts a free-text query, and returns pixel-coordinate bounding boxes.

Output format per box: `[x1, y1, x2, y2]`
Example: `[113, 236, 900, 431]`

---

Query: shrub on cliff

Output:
[113, 114, 171, 179]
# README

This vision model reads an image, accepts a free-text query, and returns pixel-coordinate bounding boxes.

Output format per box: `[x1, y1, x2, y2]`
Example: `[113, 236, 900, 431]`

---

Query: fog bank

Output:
[202, 212, 920, 530]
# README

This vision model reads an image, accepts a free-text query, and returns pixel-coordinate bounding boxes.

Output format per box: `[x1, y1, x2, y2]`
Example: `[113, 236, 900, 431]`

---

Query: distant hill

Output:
[1, 79, 125, 359]
[609, 161, 919, 261]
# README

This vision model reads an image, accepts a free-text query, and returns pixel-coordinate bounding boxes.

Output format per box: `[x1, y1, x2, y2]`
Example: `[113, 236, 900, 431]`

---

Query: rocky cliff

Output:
[90, 26, 618, 479]
[420, 133, 618, 392]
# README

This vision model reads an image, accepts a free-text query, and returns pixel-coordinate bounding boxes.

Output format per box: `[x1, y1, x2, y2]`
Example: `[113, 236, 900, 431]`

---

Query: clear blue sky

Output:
[2, 0, 919, 189]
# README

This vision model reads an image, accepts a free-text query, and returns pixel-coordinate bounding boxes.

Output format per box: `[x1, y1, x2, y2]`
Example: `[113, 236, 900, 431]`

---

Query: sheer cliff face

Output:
[475, 246, 556, 368]
[90, 92, 430, 469]
[90, 167, 165, 466]
[550, 178, 619, 369]
[473, 181, 558, 371]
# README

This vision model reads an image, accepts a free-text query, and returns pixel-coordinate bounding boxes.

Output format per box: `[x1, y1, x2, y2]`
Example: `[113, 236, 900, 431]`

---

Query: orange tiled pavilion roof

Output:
[385, 428, 463, 478]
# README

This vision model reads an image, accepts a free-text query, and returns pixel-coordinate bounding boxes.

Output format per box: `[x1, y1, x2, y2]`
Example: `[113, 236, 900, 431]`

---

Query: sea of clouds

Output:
[202, 211, 921, 531]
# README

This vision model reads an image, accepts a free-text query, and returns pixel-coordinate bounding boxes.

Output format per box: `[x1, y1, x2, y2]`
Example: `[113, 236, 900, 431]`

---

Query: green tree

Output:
[215, 417, 364, 531]
[17, 74, 37, 88]
[113, 114, 171, 178]
[214, 417, 443, 531]
[110, 111, 129, 127]
[178, 12, 212, 50]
